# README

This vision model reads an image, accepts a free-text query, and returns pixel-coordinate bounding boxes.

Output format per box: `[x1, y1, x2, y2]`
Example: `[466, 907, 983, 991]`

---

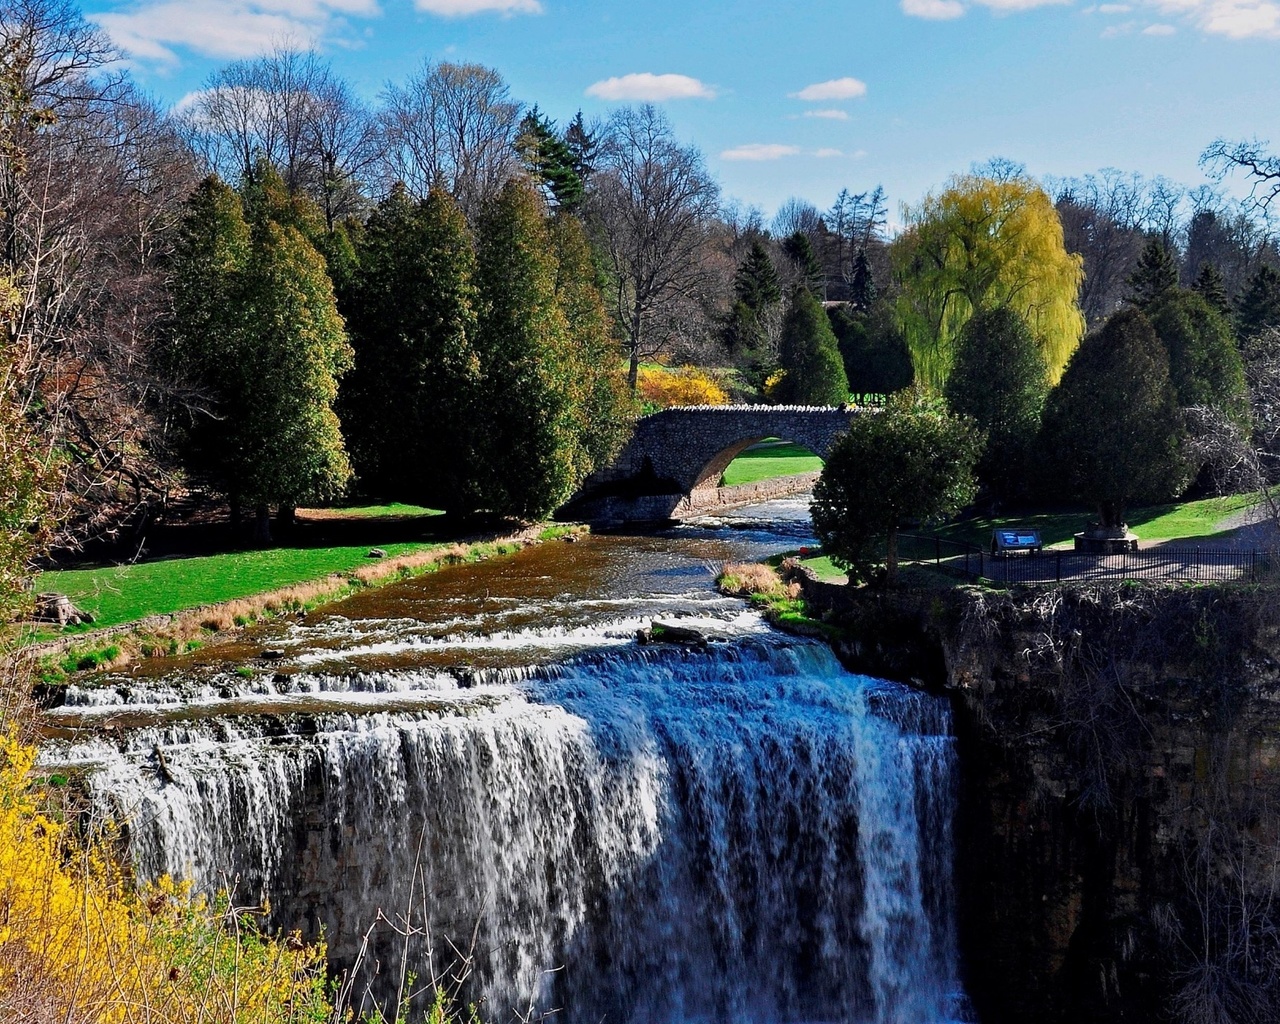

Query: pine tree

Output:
[339, 184, 480, 510]
[828, 303, 913, 397]
[564, 111, 597, 186]
[774, 287, 849, 405]
[734, 240, 782, 311]
[1127, 239, 1179, 310]
[516, 107, 586, 213]
[1236, 264, 1280, 340]
[849, 248, 876, 311]
[783, 231, 824, 296]
[1191, 262, 1231, 318]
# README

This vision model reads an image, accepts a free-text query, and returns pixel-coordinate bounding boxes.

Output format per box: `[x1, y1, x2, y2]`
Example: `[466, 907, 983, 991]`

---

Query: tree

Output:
[782, 230, 824, 296]
[810, 389, 983, 584]
[828, 302, 913, 397]
[469, 179, 607, 517]
[1236, 264, 1280, 342]
[171, 174, 352, 539]
[563, 111, 598, 187]
[773, 288, 849, 405]
[1127, 238, 1178, 310]
[721, 239, 782, 370]
[1202, 138, 1280, 214]
[1191, 262, 1231, 317]
[849, 248, 876, 311]
[376, 60, 521, 218]
[588, 104, 719, 391]
[1038, 308, 1190, 530]
[515, 107, 585, 213]
[338, 184, 479, 511]
[943, 307, 1048, 502]
[1148, 289, 1246, 417]
[893, 173, 1084, 388]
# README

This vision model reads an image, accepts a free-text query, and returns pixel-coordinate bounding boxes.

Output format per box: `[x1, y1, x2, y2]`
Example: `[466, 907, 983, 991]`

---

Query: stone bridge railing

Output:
[559, 404, 867, 524]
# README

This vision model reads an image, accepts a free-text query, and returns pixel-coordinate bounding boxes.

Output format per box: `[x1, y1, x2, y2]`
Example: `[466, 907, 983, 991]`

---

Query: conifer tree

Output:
[1148, 289, 1246, 418]
[1191, 262, 1231, 318]
[1127, 239, 1179, 310]
[340, 184, 480, 510]
[783, 231, 824, 296]
[734, 240, 782, 311]
[774, 288, 849, 405]
[516, 107, 586, 213]
[1236, 264, 1280, 341]
[564, 111, 597, 186]
[849, 248, 876, 311]
[1039, 308, 1190, 530]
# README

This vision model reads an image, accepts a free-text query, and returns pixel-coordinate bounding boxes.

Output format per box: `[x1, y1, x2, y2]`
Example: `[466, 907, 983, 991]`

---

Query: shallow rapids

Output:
[42, 499, 969, 1023]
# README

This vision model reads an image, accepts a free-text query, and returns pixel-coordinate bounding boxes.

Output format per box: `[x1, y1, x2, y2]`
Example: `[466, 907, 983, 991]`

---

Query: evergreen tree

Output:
[811, 389, 983, 584]
[469, 179, 594, 517]
[1039, 308, 1190, 529]
[722, 240, 782, 371]
[516, 107, 586, 212]
[564, 110, 597, 186]
[774, 287, 849, 405]
[1191, 262, 1231, 318]
[1236, 264, 1280, 341]
[1148, 289, 1246, 418]
[1127, 239, 1179, 310]
[828, 302, 913, 397]
[734, 240, 782, 311]
[782, 231, 824, 296]
[849, 248, 876, 311]
[339, 184, 480, 510]
[944, 307, 1048, 502]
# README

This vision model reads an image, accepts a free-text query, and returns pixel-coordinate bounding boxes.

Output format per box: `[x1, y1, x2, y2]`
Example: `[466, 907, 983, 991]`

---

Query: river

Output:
[41, 497, 970, 1024]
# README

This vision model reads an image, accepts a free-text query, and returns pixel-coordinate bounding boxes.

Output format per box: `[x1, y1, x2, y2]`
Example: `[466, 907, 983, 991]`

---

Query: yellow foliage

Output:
[762, 370, 786, 401]
[0, 732, 332, 1023]
[637, 365, 729, 409]
[893, 173, 1085, 388]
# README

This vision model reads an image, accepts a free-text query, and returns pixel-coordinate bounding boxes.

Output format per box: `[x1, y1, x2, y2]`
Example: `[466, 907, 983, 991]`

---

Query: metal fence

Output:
[895, 534, 1271, 586]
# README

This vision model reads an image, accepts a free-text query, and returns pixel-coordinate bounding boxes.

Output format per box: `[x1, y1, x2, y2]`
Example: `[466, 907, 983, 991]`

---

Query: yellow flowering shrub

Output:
[0, 733, 332, 1023]
[636, 365, 729, 409]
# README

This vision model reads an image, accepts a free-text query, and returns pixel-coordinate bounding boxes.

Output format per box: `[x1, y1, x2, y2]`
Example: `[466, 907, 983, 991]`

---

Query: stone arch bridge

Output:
[560, 404, 864, 524]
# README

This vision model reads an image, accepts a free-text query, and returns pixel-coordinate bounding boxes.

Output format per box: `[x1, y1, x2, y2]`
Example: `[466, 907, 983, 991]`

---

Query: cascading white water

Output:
[50, 632, 964, 1024]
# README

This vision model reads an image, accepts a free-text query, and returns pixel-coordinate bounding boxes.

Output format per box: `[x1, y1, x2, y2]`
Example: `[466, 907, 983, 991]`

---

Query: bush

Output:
[636, 365, 730, 409]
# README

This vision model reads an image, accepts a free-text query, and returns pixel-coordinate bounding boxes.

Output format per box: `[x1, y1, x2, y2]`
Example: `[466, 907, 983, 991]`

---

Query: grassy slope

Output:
[40, 540, 442, 631]
[720, 440, 823, 487]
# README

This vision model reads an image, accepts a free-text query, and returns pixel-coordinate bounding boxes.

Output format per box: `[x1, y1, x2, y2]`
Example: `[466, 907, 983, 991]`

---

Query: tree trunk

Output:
[276, 504, 296, 534]
[628, 299, 643, 393]
[253, 504, 273, 546]
[885, 528, 899, 587]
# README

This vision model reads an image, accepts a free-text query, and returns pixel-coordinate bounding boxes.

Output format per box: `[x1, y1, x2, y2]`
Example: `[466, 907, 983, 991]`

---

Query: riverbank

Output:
[20, 522, 585, 687]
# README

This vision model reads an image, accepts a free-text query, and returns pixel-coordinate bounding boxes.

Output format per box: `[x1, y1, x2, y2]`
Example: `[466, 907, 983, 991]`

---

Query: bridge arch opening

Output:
[694, 436, 826, 492]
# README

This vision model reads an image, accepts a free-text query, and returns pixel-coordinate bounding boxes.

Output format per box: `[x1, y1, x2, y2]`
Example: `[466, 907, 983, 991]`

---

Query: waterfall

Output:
[51, 634, 963, 1024]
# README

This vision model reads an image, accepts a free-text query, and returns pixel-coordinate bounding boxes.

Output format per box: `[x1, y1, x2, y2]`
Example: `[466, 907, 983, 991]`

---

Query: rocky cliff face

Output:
[801, 579, 1280, 1024]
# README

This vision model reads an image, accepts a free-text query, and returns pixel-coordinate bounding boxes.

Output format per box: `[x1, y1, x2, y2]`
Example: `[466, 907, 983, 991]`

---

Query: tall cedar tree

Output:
[811, 389, 982, 584]
[783, 231, 824, 295]
[828, 302, 914, 397]
[723, 240, 781, 362]
[849, 248, 876, 311]
[1192, 262, 1232, 317]
[774, 288, 849, 405]
[1039, 308, 1190, 529]
[1237, 264, 1280, 341]
[944, 307, 1049, 502]
[1127, 239, 1179, 310]
[1148, 289, 1247, 419]
[172, 174, 352, 538]
[470, 179, 617, 518]
[339, 185, 480, 510]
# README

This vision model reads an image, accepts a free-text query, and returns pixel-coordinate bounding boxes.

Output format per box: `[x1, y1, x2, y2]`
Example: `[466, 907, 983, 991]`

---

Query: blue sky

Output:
[80, 0, 1280, 221]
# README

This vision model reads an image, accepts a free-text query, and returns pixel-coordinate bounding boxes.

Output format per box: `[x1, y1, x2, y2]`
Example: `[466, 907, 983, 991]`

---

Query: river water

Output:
[41, 497, 969, 1024]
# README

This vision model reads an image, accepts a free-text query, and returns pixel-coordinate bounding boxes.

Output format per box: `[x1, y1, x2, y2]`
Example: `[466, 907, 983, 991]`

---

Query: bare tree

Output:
[375, 60, 521, 218]
[587, 104, 720, 390]
[1203, 137, 1280, 213]
[1052, 170, 1150, 324]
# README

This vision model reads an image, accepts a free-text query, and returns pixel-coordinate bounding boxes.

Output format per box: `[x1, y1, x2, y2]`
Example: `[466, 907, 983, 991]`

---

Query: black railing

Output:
[893, 534, 1270, 586]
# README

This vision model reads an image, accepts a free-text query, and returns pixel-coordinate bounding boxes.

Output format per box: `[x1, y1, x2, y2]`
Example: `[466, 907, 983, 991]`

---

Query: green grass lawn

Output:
[720, 440, 823, 487]
[38, 540, 442, 631]
[930, 491, 1266, 549]
[308, 503, 441, 518]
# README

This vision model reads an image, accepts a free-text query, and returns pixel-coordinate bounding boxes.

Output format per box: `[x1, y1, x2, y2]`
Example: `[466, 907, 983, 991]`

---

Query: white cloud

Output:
[1097, 3, 1133, 10]
[973, 0, 1071, 9]
[94, 0, 379, 62]
[791, 76, 868, 101]
[1101, 18, 1139, 32]
[803, 108, 851, 120]
[585, 73, 715, 101]
[815, 148, 844, 158]
[901, 0, 966, 17]
[1142, 20, 1178, 30]
[414, 0, 542, 15]
[720, 143, 801, 161]
[1130, 0, 1280, 38]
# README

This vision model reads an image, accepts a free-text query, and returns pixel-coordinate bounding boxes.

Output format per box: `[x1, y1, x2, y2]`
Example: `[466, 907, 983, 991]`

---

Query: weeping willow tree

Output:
[892, 173, 1085, 388]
